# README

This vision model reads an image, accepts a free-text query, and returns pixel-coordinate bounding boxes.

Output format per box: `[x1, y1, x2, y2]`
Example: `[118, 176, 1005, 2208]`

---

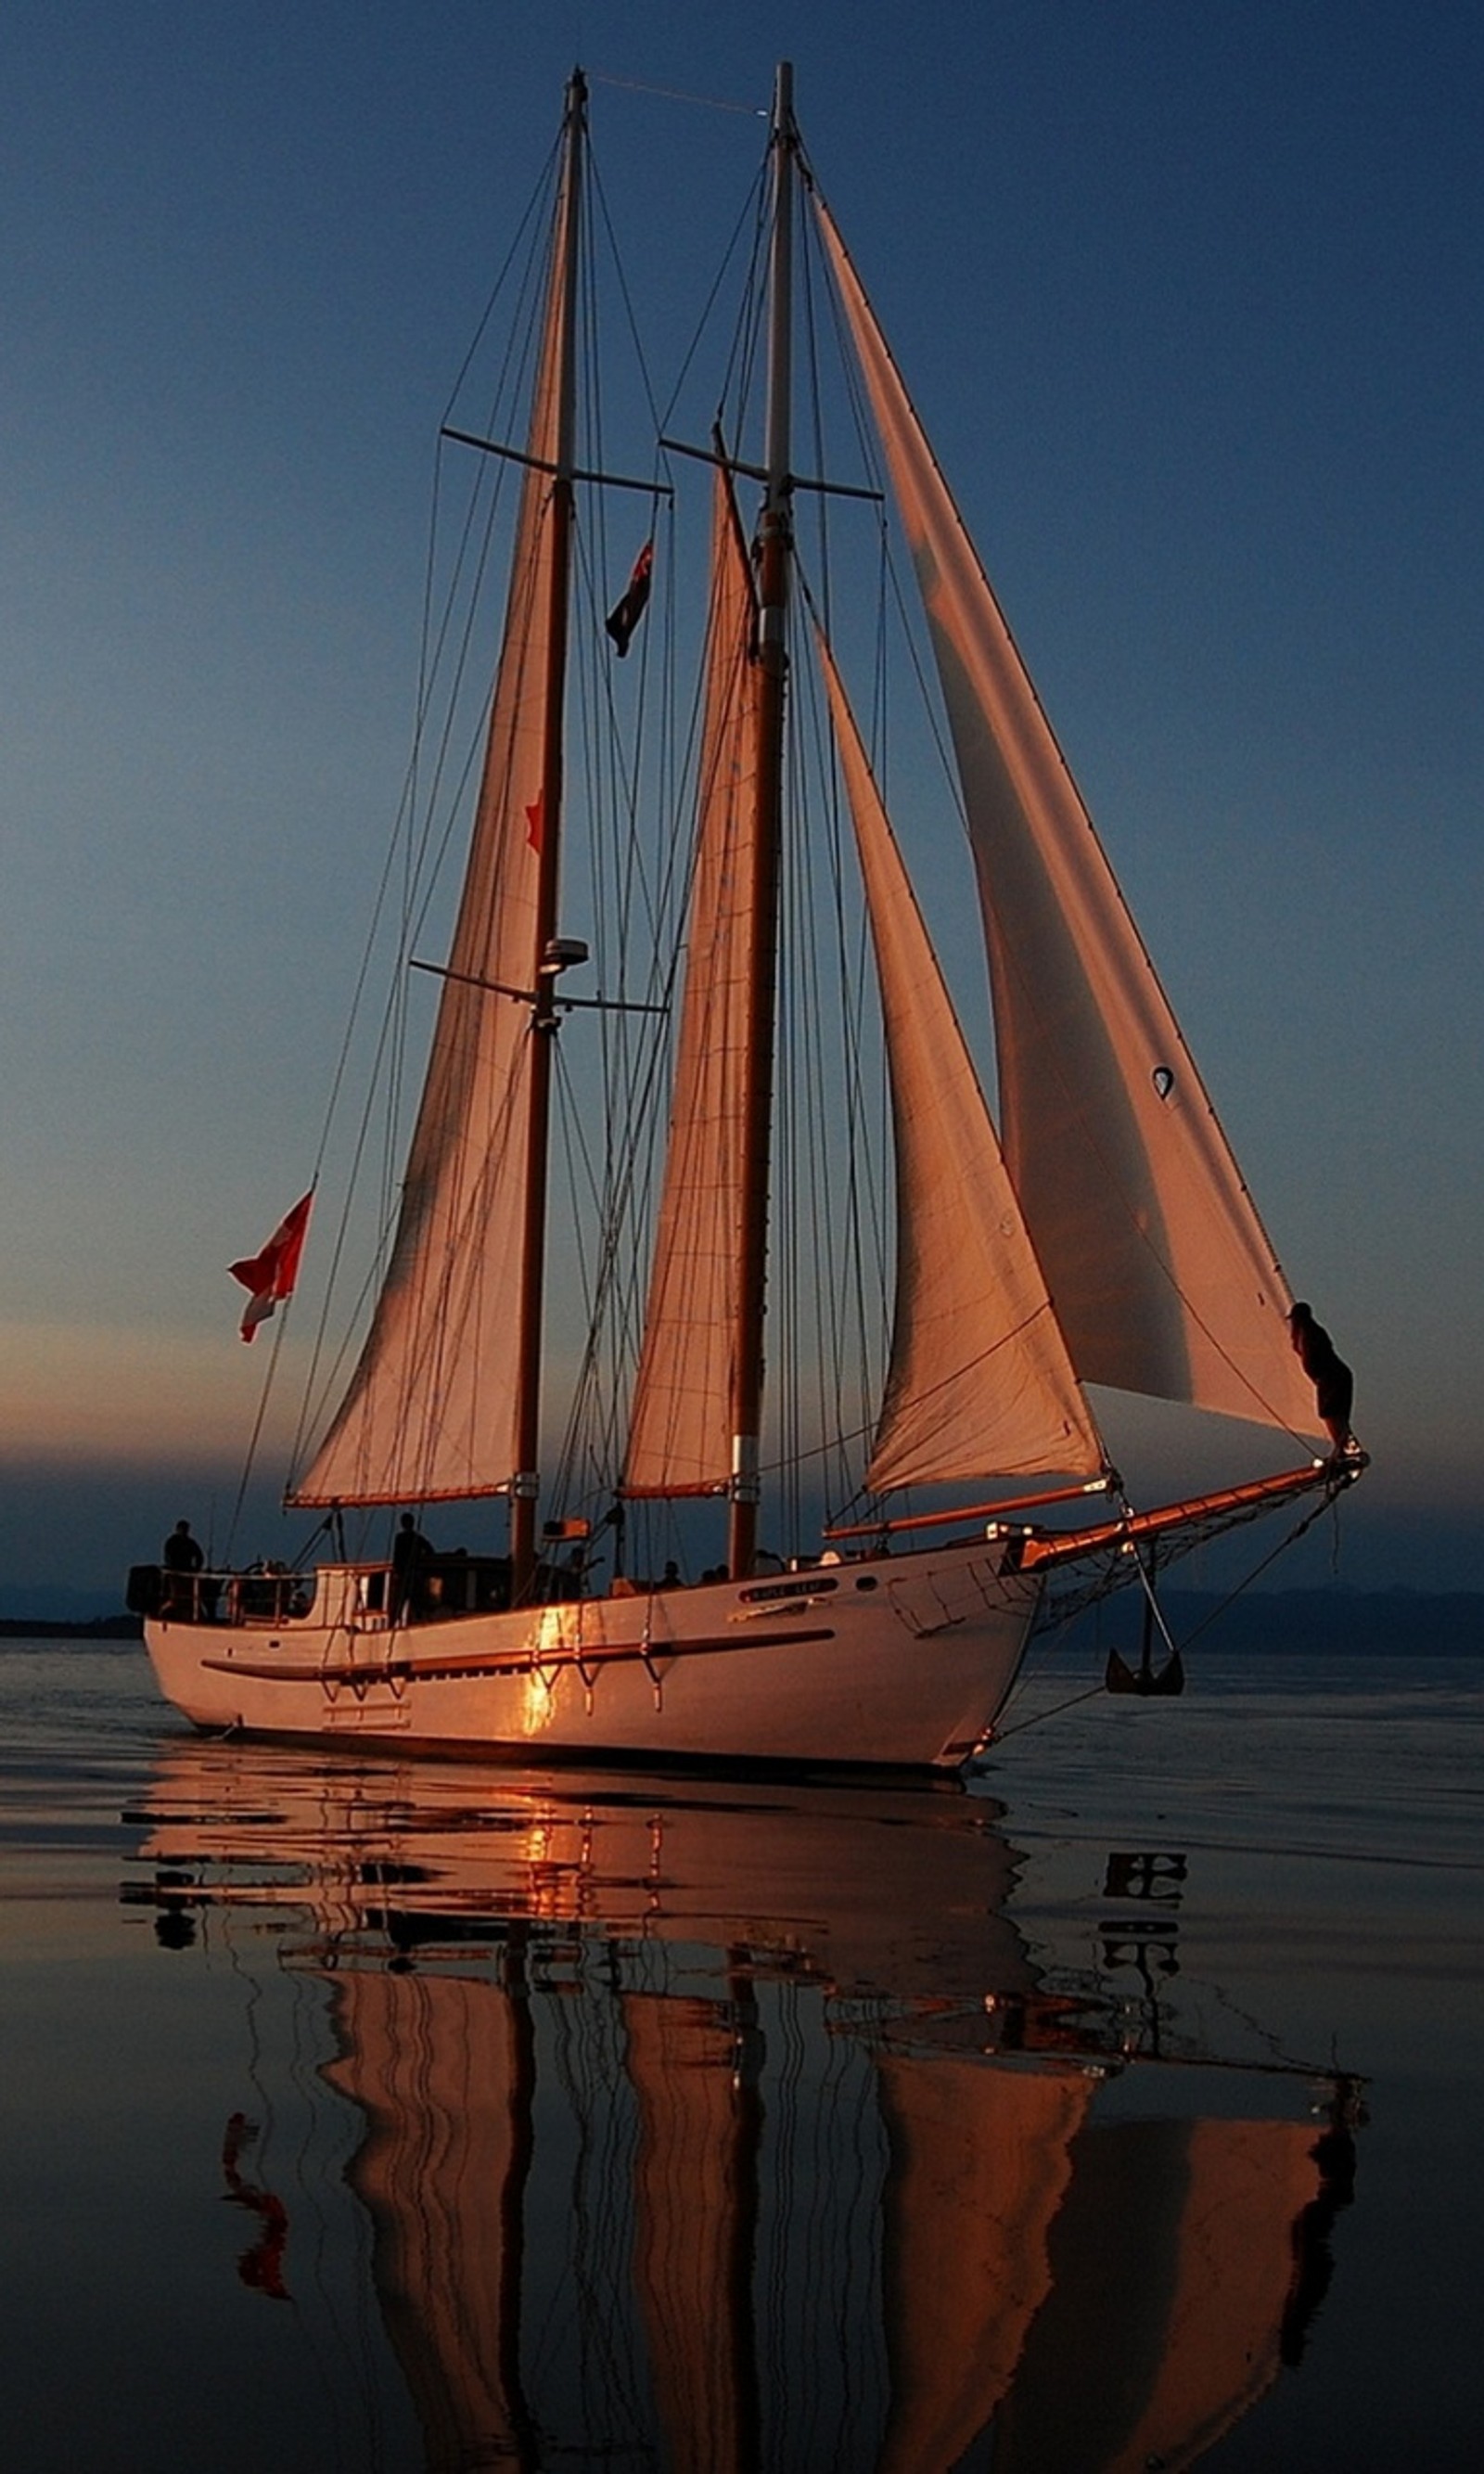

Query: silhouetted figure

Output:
[160, 1518, 204, 1618]
[659, 1559, 681, 1589]
[391, 1512, 432, 1622]
[1288, 1302, 1356, 1456]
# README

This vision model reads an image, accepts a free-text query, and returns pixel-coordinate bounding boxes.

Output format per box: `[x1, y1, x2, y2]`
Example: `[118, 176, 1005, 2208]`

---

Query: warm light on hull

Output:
[143, 1545, 1042, 1771]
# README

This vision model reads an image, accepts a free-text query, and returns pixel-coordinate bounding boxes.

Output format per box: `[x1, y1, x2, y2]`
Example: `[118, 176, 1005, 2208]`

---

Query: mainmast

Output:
[727, 59, 795, 1582]
[512, 66, 584, 1596]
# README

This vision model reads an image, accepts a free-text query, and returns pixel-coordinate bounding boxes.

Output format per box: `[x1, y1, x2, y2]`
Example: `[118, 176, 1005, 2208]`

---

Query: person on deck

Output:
[391, 1512, 432, 1622]
[161, 1519, 204, 1618]
[1288, 1303, 1357, 1457]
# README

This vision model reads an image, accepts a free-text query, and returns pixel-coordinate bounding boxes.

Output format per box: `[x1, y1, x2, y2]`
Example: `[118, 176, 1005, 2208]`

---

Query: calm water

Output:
[2, 1636, 1480, 2471]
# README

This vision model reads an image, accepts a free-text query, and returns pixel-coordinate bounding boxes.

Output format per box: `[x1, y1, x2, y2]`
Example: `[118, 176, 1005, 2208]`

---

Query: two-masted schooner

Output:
[134, 67, 1363, 1767]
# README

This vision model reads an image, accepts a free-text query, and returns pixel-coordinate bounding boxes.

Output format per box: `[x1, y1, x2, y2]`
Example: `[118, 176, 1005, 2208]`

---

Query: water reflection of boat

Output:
[128, 1742, 1358, 2471]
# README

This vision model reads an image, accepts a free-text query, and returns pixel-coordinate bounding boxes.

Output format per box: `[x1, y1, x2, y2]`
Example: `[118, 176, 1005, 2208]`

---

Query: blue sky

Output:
[2, 1, 1480, 1603]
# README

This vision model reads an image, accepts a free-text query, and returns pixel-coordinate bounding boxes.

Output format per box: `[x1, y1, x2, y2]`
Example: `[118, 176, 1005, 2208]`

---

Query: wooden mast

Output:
[512, 67, 584, 1598]
[727, 59, 794, 1582]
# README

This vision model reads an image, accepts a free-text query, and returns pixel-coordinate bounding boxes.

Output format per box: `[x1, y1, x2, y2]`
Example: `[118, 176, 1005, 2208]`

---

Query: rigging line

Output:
[656, 163, 769, 439]
[570, 508, 665, 978]
[554, 592, 699, 1418]
[589, 68, 768, 118]
[226, 1300, 298, 1560]
[792, 558, 895, 1409]
[785, 610, 830, 1496]
[405, 503, 549, 964]
[400, 173, 557, 951]
[868, 458, 1311, 1445]
[586, 146, 668, 446]
[817, 199, 1290, 1463]
[799, 610, 880, 1514]
[438, 131, 562, 429]
[398, 453, 508, 941]
[292, 447, 517, 1470]
[1003, 1476, 1353, 1744]
[868, 483, 1312, 1445]
[1171, 1483, 1354, 1652]
[344, 149, 549, 1207]
[991, 1680, 1109, 1741]
[383, 182, 554, 1153]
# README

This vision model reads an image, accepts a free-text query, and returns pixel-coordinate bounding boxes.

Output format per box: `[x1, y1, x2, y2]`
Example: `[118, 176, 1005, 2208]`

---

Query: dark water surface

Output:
[2, 1638, 1480, 2470]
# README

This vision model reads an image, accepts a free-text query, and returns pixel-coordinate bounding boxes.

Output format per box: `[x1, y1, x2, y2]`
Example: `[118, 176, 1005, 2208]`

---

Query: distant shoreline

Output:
[1, 1586, 1480, 1658]
[0, 1615, 143, 1640]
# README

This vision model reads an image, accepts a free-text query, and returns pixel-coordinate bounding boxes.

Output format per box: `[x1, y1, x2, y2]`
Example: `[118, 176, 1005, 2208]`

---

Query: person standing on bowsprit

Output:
[1288, 1303, 1358, 1458]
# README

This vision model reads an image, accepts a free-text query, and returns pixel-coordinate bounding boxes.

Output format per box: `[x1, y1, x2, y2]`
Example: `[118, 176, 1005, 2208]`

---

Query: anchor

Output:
[1106, 1551, 1185, 1697]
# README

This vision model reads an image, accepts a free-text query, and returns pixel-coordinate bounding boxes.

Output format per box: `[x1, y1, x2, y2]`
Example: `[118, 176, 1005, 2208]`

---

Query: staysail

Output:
[818, 632, 1102, 1487]
[294, 126, 579, 1507]
[816, 200, 1320, 1440]
[622, 470, 763, 1497]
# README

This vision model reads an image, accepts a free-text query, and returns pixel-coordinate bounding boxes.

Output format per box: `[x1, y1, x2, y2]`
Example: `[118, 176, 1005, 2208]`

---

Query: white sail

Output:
[819, 632, 1102, 1488]
[294, 151, 577, 1506]
[817, 199, 1320, 1440]
[622, 470, 763, 1497]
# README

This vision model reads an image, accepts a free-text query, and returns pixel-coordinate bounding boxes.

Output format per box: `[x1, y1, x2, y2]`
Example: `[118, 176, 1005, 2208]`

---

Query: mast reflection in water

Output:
[126, 1748, 1359, 2471]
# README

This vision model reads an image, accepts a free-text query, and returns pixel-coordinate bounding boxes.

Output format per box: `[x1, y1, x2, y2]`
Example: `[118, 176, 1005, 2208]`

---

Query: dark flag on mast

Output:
[605, 540, 653, 657]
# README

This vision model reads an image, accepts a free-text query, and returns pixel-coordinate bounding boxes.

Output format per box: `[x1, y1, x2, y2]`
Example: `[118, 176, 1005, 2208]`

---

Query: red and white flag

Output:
[229, 1189, 313, 1341]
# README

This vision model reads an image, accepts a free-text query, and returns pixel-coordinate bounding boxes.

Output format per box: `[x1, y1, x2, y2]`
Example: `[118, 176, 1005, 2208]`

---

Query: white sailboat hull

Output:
[143, 1545, 1041, 1771]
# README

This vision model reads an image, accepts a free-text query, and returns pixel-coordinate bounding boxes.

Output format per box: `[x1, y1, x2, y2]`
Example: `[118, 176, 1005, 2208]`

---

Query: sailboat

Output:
[134, 67, 1363, 1768]
[128, 1741, 1362, 2469]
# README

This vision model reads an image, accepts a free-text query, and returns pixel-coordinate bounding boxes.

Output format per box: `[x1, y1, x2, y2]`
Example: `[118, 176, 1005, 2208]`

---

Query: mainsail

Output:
[818, 632, 1102, 1488]
[295, 121, 579, 1507]
[817, 199, 1321, 1441]
[622, 471, 763, 1497]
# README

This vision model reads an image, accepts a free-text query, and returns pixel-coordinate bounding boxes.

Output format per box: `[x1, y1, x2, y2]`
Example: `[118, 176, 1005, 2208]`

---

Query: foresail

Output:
[819, 634, 1102, 1489]
[622, 471, 761, 1496]
[817, 200, 1320, 1441]
[293, 163, 575, 1507]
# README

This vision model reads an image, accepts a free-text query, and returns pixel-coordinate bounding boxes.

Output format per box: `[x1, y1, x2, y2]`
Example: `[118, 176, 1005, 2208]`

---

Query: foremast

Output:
[728, 60, 795, 1582]
[288, 71, 587, 1564]
[511, 66, 584, 1596]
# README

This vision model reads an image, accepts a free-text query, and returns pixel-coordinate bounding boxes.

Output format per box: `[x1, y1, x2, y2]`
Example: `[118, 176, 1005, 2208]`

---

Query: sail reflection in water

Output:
[128, 1749, 1358, 2471]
